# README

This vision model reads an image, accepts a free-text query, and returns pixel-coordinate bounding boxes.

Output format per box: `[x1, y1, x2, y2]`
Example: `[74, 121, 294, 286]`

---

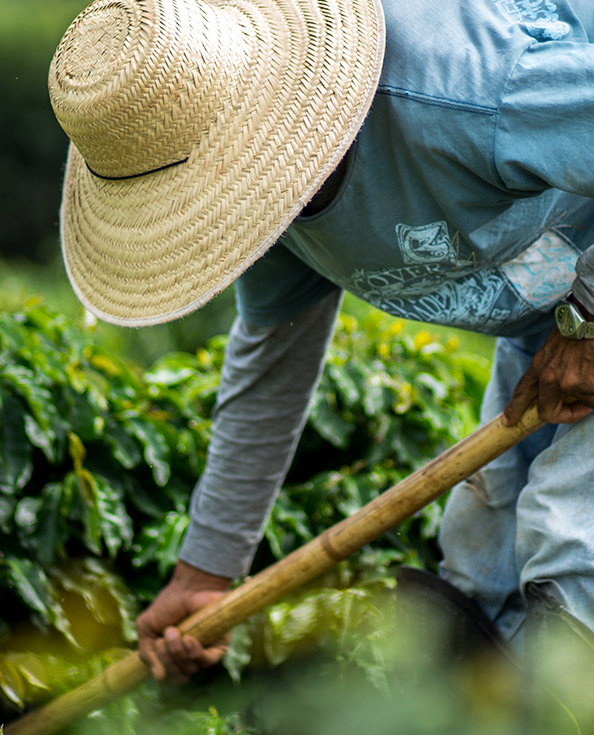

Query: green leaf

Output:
[29, 483, 66, 563]
[68, 431, 86, 471]
[5, 653, 49, 691]
[328, 363, 361, 406]
[264, 596, 322, 666]
[0, 655, 26, 708]
[104, 423, 142, 470]
[81, 368, 110, 412]
[0, 315, 27, 351]
[145, 352, 197, 386]
[337, 475, 378, 518]
[14, 497, 42, 534]
[53, 559, 138, 643]
[66, 391, 101, 441]
[224, 622, 252, 684]
[310, 393, 353, 448]
[93, 474, 133, 557]
[0, 391, 32, 494]
[0, 496, 16, 533]
[362, 378, 389, 417]
[416, 372, 449, 400]
[23, 413, 55, 462]
[3, 557, 75, 645]
[126, 418, 171, 486]
[132, 512, 188, 575]
[0, 364, 56, 431]
[66, 471, 102, 556]
[266, 495, 313, 557]
[4, 557, 52, 617]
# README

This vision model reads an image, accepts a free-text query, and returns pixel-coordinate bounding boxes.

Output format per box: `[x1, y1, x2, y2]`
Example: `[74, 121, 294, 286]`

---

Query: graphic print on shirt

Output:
[347, 226, 578, 333]
[500, 231, 578, 308]
[396, 221, 452, 264]
[350, 220, 475, 298]
[494, 0, 570, 40]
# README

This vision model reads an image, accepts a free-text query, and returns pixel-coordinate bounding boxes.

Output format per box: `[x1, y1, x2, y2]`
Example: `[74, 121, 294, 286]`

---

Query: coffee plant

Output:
[0, 299, 494, 732]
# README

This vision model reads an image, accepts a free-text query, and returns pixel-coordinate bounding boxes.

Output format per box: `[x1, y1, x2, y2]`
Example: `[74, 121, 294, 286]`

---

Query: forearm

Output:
[178, 289, 343, 578]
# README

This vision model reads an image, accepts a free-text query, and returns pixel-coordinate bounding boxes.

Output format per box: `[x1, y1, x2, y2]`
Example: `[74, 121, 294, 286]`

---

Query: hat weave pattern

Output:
[49, 0, 385, 325]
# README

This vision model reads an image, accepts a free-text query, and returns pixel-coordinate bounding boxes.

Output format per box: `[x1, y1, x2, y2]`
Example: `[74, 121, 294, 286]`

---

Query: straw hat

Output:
[48, 0, 385, 326]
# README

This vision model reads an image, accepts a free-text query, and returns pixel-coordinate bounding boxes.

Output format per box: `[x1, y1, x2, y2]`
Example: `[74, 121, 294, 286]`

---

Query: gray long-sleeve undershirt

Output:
[178, 289, 343, 578]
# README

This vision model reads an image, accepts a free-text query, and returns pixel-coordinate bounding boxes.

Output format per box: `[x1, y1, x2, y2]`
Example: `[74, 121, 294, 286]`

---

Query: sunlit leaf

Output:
[5, 653, 49, 691]
[0, 655, 26, 707]
[145, 352, 196, 386]
[89, 353, 121, 378]
[52, 559, 138, 643]
[68, 431, 86, 471]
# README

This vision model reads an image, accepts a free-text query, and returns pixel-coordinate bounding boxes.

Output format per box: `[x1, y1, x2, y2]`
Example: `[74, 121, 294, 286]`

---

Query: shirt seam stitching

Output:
[376, 85, 496, 115]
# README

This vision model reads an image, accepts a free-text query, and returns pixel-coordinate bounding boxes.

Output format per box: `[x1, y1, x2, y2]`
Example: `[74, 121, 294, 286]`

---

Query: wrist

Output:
[172, 560, 232, 591]
[568, 292, 594, 321]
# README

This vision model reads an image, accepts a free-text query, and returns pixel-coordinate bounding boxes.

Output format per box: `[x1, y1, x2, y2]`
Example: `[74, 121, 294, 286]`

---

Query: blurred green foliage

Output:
[0, 299, 493, 731]
[0, 257, 238, 363]
[1, 0, 88, 262]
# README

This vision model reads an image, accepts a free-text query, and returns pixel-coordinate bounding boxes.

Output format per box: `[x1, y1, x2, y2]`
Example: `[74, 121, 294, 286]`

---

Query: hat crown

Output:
[49, 0, 249, 178]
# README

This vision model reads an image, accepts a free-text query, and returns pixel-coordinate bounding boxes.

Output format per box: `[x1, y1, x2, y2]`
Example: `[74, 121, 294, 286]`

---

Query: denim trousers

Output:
[439, 323, 594, 648]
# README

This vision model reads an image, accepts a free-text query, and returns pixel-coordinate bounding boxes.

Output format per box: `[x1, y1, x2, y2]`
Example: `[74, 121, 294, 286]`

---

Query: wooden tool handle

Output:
[4, 405, 543, 735]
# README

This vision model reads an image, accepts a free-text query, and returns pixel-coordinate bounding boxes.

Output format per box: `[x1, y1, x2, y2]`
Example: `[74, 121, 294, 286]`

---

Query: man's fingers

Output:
[537, 387, 593, 424]
[182, 634, 228, 668]
[503, 369, 538, 426]
[144, 627, 227, 683]
[138, 636, 168, 681]
[560, 401, 593, 423]
[153, 634, 197, 683]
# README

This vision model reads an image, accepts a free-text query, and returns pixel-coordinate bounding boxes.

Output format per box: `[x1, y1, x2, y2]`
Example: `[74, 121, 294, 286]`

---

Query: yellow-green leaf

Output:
[0, 655, 26, 707]
[68, 431, 86, 471]
[6, 653, 49, 691]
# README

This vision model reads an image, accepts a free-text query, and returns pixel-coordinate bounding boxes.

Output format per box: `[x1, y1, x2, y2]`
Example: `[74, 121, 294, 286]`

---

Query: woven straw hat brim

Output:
[54, 0, 385, 327]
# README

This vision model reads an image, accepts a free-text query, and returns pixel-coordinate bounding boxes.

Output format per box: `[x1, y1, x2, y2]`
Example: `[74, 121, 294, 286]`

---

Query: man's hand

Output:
[136, 561, 232, 684]
[503, 327, 594, 425]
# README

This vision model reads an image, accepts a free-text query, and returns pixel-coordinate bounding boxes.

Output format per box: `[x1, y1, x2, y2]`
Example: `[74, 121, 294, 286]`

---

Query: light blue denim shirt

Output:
[236, 0, 594, 336]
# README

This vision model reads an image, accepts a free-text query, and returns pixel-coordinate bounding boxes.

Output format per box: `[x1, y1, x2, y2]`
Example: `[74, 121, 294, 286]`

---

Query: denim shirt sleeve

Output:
[495, 41, 594, 197]
[234, 241, 338, 327]
[495, 40, 594, 311]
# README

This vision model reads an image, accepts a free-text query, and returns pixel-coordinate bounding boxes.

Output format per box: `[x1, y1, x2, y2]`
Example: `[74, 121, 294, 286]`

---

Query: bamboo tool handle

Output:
[5, 404, 543, 735]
